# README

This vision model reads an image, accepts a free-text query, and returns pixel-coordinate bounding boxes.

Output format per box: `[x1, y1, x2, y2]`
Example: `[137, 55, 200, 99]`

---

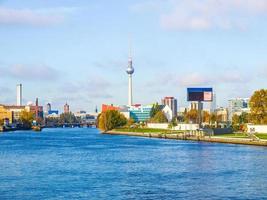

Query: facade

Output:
[16, 84, 22, 106]
[228, 98, 249, 121]
[161, 97, 177, 118]
[162, 105, 173, 122]
[215, 107, 228, 122]
[25, 105, 44, 119]
[101, 104, 120, 112]
[209, 92, 217, 113]
[129, 105, 152, 122]
[4, 105, 25, 122]
[0, 105, 13, 124]
[190, 102, 203, 110]
[64, 103, 70, 113]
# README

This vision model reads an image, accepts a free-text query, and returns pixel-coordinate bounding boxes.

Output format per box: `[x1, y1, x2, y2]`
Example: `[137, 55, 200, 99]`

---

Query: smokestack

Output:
[16, 84, 22, 106]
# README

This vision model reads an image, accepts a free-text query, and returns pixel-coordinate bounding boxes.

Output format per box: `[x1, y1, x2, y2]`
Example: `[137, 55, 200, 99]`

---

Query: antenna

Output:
[128, 33, 132, 59]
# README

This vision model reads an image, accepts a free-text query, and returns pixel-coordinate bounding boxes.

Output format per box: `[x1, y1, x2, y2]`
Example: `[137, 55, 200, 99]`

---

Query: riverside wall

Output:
[104, 131, 267, 147]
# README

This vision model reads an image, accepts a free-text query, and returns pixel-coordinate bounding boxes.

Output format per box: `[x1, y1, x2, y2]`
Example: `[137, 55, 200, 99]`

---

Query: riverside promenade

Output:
[105, 130, 267, 147]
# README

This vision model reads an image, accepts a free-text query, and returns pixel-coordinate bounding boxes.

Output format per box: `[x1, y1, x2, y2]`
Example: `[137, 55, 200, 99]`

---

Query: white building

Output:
[162, 105, 173, 122]
[161, 97, 177, 118]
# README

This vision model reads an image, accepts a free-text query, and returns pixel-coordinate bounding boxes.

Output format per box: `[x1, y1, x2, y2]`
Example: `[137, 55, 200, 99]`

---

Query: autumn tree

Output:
[202, 111, 210, 123]
[19, 110, 34, 129]
[185, 109, 198, 123]
[249, 89, 267, 124]
[97, 110, 127, 131]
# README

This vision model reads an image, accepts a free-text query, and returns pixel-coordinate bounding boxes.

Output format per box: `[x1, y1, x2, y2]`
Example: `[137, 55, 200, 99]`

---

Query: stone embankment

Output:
[105, 131, 267, 147]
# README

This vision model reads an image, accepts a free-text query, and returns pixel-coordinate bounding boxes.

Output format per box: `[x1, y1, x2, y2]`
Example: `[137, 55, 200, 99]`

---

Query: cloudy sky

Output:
[1, 0, 267, 112]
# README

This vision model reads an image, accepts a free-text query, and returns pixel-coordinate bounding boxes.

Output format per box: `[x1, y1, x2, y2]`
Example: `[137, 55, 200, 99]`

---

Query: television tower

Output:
[126, 40, 134, 106]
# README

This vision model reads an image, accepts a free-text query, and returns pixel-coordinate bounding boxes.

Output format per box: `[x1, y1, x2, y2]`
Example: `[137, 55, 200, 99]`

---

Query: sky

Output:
[1, 0, 267, 112]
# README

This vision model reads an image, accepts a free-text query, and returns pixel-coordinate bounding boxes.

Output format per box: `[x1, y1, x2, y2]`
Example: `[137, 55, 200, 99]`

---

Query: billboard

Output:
[187, 88, 213, 102]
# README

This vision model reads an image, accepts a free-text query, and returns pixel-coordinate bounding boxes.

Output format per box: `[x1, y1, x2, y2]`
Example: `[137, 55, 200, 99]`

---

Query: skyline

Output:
[1, 0, 267, 112]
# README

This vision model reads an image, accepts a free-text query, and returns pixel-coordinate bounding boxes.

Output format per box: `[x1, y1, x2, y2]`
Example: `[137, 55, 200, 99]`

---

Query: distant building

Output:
[25, 104, 43, 119]
[228, 98, 249, 121]
[215, 107, 228, 122]
[46, 103, 51, 112]
[64, 103, 70, 113]
[0, 105, 13, 124]
[16, 84, 22, 106]
[129, 104, 152, 122]
[190, 102, 203, 110]
[161, 97, 177, 118]
[48, 110, 59, 115]
[162, 105, 173, 122]
[101, 104, 120, 112]
[209, 92, 217, 113]
[3, 105, 25, 122]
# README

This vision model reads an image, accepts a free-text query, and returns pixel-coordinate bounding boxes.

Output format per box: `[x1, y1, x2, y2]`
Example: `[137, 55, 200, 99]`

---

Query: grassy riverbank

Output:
[214, 133, 248, 138]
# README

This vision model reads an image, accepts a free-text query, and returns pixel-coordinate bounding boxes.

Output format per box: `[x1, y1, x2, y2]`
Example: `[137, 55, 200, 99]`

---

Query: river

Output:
[0, 128, 266, 200]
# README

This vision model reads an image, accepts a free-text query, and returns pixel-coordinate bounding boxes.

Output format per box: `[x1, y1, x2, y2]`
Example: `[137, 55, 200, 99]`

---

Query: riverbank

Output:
[105, 130, 267, 147]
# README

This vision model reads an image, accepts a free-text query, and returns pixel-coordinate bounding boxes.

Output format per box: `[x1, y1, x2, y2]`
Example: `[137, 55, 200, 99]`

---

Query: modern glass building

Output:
[228, 98, 249, 121]
[129, 105, 152, 122]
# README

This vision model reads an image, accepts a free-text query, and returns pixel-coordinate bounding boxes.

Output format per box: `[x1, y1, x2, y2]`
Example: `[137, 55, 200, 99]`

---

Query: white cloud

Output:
[133, 0, 267, 31]
[59, 76, 113, 100]
[0, 64, 59, 81]
[0, 7, 64, 26]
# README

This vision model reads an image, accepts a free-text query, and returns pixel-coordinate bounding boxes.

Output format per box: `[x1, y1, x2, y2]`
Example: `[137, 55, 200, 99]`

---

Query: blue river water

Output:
[0, 128, 267, 200]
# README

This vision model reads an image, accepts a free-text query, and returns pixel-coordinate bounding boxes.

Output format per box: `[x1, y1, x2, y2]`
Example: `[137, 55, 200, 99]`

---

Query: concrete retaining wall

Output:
[147, 123, 199, 131]
[247, 125, 267, 133]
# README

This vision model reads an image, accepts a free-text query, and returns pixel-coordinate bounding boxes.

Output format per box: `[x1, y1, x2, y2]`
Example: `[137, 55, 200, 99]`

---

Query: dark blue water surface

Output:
[0, 128, 267, 200]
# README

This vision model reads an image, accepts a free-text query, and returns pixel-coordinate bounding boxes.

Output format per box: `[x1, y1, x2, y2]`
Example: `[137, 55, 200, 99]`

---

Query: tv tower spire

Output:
[126, 36, 134, 106]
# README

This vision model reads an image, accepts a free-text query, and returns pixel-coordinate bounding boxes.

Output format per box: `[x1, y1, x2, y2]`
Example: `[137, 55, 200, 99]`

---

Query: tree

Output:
[150, 103, 161, 118]
[210, 113, 217, 125]
[232, 112, 249, 131]
[185, 109, 198, 123]
[240, 112, 249, 124]
[127, 118, 135, 127]
[19, 110, 34, 129]
[168, 117, 178, 129]
[150, 111, 168, 123]
[202, 111, 210, 123]
[249, 89, 267, 124]
[97, 110, 127, 131]
[59, 112, 78, 124]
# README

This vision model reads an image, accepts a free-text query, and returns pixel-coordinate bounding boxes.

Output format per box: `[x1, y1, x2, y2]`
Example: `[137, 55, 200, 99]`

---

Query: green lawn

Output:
[214, 133, 249, 138]
[255, 134, 267, 140]
[113, 128, 184, 134]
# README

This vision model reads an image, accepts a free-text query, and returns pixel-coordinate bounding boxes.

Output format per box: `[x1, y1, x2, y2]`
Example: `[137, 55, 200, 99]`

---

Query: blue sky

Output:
[1, 0, 267, 112]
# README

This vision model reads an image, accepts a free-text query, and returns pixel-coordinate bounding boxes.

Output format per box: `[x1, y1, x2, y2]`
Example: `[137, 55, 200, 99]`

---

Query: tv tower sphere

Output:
[126, 59, 134, 74]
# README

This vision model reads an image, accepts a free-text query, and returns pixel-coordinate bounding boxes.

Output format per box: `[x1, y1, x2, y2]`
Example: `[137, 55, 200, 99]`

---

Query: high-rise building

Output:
[209, 92, 217, 113]
[46, 103, 51, 112]
[16, 84, 22, 106]
[161, 97, 177, 118]
[126, 45, 134, 106]
[64, 103, 70, 113]
[228, 98, 249, 121]
[190, 102, 203, 110]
